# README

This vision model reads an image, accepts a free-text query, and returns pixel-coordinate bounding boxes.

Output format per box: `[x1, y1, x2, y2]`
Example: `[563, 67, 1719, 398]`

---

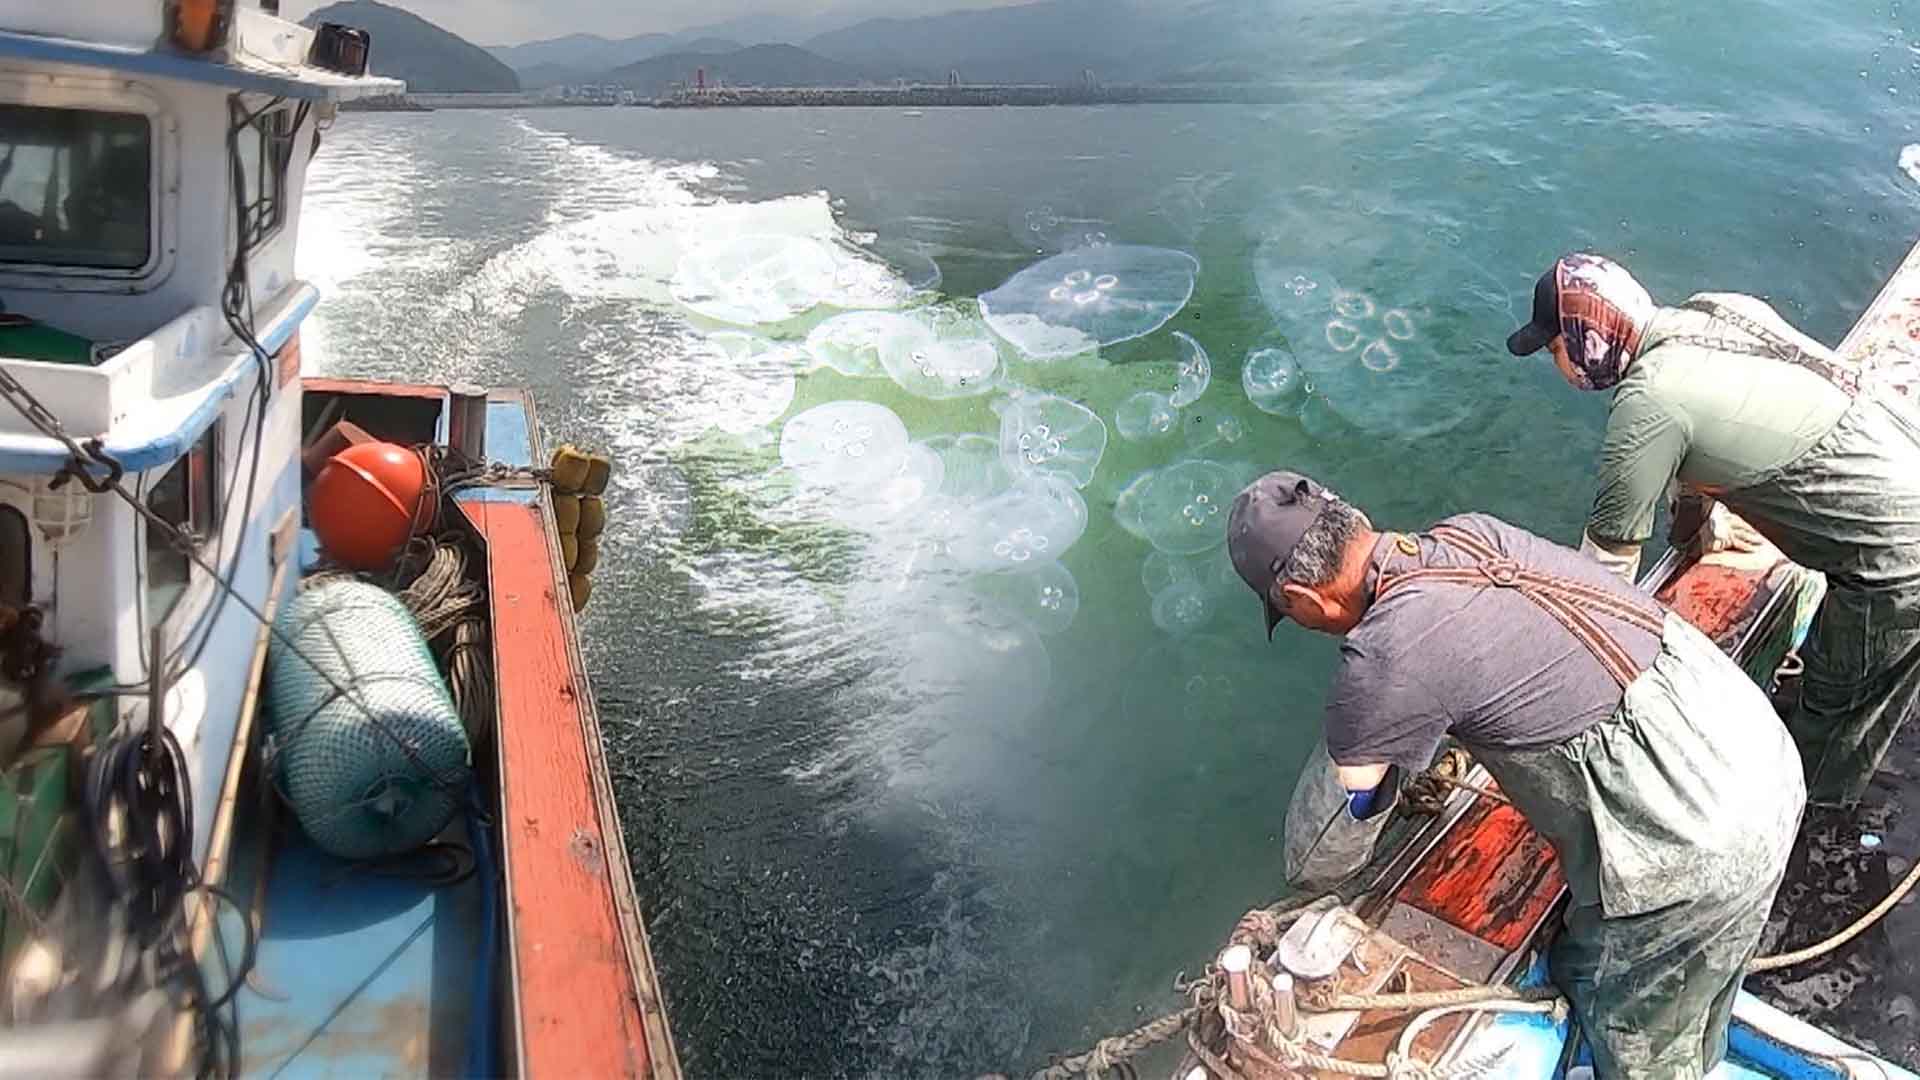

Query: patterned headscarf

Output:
[1554, 253, 1656, 391]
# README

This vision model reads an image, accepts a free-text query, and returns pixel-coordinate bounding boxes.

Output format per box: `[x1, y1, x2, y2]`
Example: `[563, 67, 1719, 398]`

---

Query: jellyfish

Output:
[1007, 200, 1112, 253]
[1111, 469, 1155, 543]
[1115, 391, 1179, 442]
[1132, 460, 1238, 555]
[878, 304, 1001, 400]
[671, 234, 838, 326]
[950, 474, 1089, 573]
[829, 441, 946, 528]
[1151, 582, 1215, 636]
[976, 559, 1080, 636]
[924, 433, 1013, 500]
[979, 246, 1200, 359]
[1241, 346, 1303, 416]
[804, 311, 924, 378]
[1141, 550, 1201, 598]
[999, 392, 1108, 489]
[1167, 331, 1212, 407]
[779, 401, 912, 491]
[1123, 634, 1243, 726]
[701, 333, 805, 434]
[1186, 412, 1248, 454]
[1382, 309, 1416, 341]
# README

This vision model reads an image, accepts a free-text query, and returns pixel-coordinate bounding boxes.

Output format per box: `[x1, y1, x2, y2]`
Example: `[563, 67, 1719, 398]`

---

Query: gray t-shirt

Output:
[1323, 513, 1663, 772]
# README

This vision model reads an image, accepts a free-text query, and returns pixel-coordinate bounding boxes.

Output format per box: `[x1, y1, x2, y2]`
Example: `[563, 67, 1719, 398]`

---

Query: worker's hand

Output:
[1701, 504, 1766, 554]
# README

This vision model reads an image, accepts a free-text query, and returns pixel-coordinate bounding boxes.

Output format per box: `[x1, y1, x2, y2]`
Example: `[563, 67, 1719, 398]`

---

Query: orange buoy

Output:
[309, 441, 435, 571]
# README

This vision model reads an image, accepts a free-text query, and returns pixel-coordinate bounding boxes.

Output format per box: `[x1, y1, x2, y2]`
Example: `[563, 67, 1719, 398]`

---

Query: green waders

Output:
[1279, 523, 1802, 1079]
[1480, 615, 1802, 1079]
[1663, 299, 1920, 806]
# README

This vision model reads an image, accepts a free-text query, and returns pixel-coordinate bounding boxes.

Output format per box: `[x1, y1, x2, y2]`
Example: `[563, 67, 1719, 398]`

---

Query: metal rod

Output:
[1220, 945, 1252, 1011]
[1270, 972, 1297, 1037]
[147, 625, 166, 765]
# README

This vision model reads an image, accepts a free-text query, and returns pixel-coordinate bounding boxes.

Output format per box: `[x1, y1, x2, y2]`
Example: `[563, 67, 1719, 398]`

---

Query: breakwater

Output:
[651, 84, 1289, 108]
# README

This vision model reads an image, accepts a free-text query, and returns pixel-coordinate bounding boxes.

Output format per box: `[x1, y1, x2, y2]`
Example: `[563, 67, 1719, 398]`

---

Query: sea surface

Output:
[299, 4, 1920, 1073]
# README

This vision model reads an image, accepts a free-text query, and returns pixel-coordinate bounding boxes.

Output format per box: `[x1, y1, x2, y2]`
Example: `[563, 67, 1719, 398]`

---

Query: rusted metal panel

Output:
[1389, 797, 1565, 953]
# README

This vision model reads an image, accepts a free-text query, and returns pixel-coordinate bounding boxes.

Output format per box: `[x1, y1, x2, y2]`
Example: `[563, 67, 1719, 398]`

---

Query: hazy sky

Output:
[284, 0, 1029, 46]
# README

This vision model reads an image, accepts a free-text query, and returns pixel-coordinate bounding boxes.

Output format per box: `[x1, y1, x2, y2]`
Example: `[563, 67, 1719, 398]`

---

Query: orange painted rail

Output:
[462, 496, 679, 1079]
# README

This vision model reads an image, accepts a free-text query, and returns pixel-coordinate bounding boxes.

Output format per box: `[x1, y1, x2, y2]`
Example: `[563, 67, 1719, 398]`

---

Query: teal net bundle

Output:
[265, 578, 471, 859]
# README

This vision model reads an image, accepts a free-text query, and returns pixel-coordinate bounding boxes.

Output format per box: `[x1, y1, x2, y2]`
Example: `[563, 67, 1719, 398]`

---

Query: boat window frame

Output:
[0, 73, 178, 294]
[143, 420, 223, 636]
[233, 102, 293, 254]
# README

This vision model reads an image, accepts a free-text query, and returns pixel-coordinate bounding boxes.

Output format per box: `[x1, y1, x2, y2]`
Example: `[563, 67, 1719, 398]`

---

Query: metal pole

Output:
[147, 625, 166, 765]
[1220, 944, 1252, 1011]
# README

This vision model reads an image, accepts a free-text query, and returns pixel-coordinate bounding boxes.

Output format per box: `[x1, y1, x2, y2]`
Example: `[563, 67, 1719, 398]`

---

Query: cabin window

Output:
[0, 104, 151, 272]
[144, 426, 221, 630]
[235, 107, 292, 251]
[0, 506, 29, 607]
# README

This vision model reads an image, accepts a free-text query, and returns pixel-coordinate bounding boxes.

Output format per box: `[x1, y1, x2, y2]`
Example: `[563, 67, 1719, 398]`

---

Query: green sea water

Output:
[299, 3, 1920, 1073]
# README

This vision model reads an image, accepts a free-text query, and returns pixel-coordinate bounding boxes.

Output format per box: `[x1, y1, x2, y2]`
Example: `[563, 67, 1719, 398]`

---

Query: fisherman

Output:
[1228, 471, 1802, 1078]
[1506, 253, 1920, 808]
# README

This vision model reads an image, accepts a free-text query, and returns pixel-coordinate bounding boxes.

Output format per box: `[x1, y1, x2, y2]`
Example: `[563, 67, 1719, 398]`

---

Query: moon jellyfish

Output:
[1111, 469, 1154, 543]
[804, 311, 923, 378]
[779, 401, 911, 491]
[1151, 582, 1215, 636]
[671, 234, 838, 326]
[878, 304, 1001, 400]
[976, 559, 1080, 635]
[701, 333, 804, 434]
[1242, 347, 1303, 416]
[999, 392, 1108, 489]
[951, 474, 1088, 573]
[1324, 320, 1363, 352]
[1186, 412, 1248, 454]
[1133, 460, 1237, 555]
[1141, 550, 1201, 597]
[829, 441, 946, 528]
[1383, 309, 1416, 340]
[894, 597, 1053, 731]
[925, 433, 1013, 500]
[1115, 391, 1179, 442]
[979, 246, 1200, 359]
[1167, 331, 1212, 407]
[1124, 634, 1243, 726]
[1007, 201, 1112, 253]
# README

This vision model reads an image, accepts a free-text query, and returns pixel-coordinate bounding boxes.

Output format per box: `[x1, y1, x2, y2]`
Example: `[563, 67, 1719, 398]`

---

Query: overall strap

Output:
[1669, 298, 1861, 398]
[1380, 525, 1664, 689]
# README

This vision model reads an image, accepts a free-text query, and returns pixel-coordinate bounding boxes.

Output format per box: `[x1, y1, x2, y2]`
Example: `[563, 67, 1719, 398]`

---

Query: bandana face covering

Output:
[1555, 253, 1655, 391]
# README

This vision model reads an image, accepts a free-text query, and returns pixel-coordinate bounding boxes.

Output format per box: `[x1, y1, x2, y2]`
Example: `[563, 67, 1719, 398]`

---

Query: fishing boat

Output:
[0, 4, 677, 1077]
[1132, 255, 1920, 1078]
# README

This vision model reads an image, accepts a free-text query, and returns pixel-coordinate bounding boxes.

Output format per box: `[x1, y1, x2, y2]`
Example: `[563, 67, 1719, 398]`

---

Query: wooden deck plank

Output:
[463, 497, 662, 1079]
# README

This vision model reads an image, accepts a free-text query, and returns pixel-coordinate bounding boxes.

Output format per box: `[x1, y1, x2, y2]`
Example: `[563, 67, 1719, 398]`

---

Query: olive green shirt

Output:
[1587, 292, 1853, 545]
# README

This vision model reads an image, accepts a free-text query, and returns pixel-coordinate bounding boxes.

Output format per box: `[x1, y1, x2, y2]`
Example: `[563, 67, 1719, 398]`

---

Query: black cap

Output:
[1505, 266, 1561, 356]
[1227, 471, 1341, 638]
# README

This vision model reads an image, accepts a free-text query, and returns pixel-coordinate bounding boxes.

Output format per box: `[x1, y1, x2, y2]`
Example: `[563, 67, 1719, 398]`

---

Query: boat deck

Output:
[192, 380, 677, 1080]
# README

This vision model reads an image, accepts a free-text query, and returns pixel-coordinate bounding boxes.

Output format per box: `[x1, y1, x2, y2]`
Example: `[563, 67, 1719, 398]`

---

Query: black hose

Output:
[84, 726, 258, 1079]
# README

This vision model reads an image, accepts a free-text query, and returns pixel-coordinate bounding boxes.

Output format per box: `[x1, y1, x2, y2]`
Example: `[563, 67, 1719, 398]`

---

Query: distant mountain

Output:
[804, 0, 1200, 84]
[487, 10, 865, 77]
[605, 43, 871, 98]
[303, 1, 519, 92]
